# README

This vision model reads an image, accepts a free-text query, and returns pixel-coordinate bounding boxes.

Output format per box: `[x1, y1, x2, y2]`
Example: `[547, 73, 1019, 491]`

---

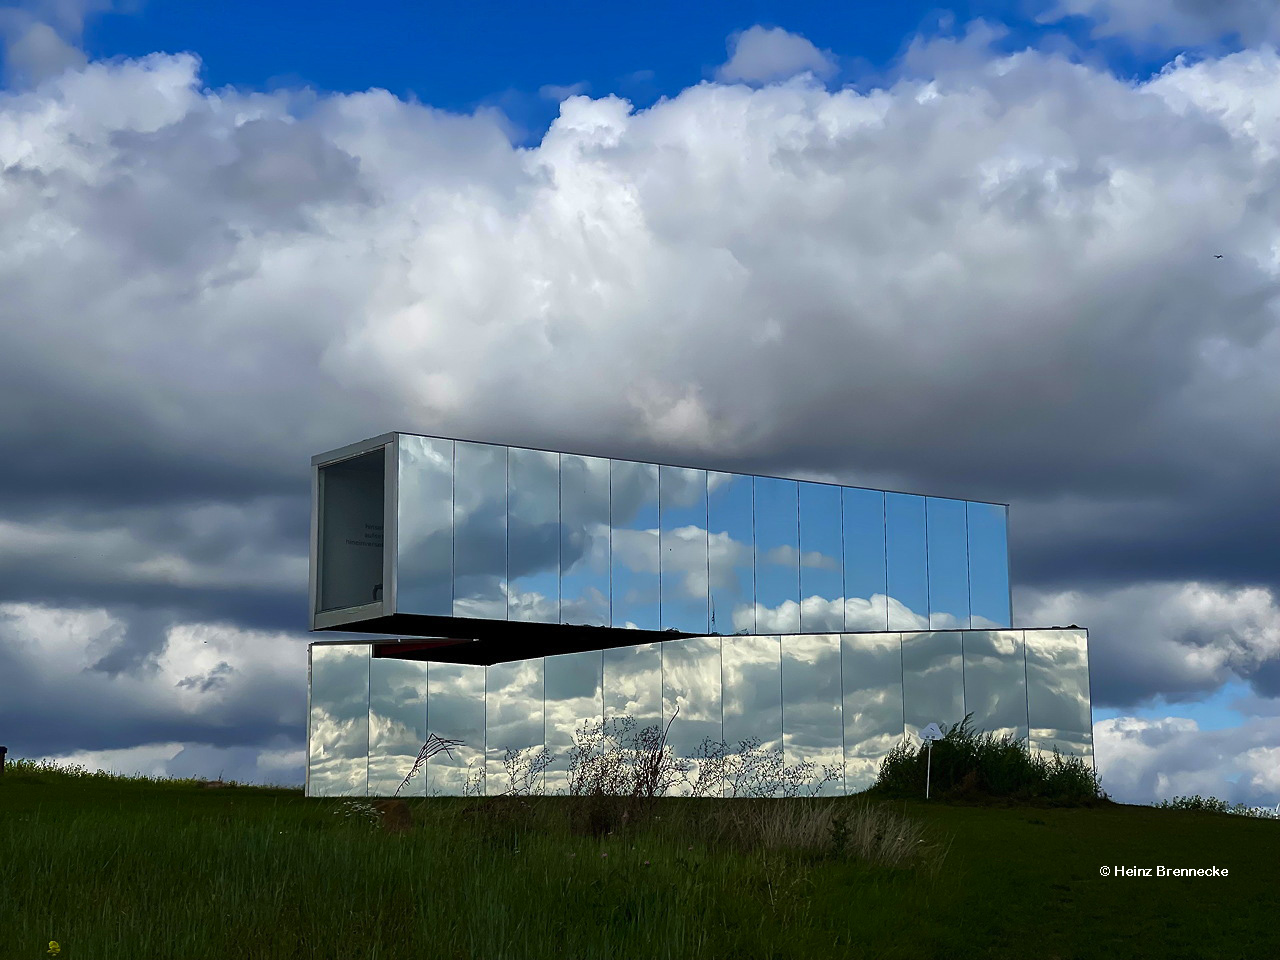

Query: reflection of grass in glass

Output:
[2, 754, 1277, 958]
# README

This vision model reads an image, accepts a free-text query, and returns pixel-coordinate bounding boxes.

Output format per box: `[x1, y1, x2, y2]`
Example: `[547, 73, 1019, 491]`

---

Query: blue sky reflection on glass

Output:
[453, 441, 507, 621]
[559, 454, 610, 627]
[708, 471, 755, 635]
[395, 436, 453, 617]
[885, 493, 929, 630]
[925, 497, 970, 630]
[659, 465, 709, 633]
[967, 502, 1012, 628]
[507, 447, 560, 623]
[798, 482, 844, 633]
[754, 476, 800, 634]
[610, 459, 661, 631]
[842, 487, 888, 631]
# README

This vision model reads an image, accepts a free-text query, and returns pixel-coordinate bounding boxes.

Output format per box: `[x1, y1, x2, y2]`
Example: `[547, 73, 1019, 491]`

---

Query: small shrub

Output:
[871, 714, 1106, 805]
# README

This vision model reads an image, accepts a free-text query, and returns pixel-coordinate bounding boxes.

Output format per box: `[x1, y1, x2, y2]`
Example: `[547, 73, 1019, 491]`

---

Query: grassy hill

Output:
[1, 757, 1277, 959]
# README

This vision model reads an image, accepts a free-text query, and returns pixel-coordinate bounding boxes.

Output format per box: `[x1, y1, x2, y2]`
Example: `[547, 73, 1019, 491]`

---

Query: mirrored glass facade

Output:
[316, 433, 1012, 636]
[308, 627, 1092, 797]
[310, 432, 1088, 801]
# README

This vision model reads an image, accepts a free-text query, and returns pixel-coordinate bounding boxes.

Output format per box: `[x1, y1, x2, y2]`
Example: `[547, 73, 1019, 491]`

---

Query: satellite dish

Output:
[920, 723, 944, 742]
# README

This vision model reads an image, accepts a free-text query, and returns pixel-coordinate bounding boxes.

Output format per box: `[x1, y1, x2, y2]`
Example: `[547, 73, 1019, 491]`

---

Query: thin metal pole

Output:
[925, 741, 932, 800]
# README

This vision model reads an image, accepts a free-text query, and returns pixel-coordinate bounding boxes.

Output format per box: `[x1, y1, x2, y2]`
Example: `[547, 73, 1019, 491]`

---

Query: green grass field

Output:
[1, 757, 1277, 960]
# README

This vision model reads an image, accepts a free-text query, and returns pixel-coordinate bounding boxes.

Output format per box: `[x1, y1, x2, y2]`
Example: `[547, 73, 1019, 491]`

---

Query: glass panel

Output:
[508, 447, 560, 623]
[368, 657, 427, 797]
[754, 477, 800, 634]
[781, 634, 844, 796]
[660, 465, 709, 633]
[722, 635, 782, 797]
[453, 441, 507, 620]
[708, 471, 755, 635]
[663, 636, 722, 796]
[318, 451, 384, 612]
[486, 657, 545, 795]
[560, 454, 610, 626]
[967, 502, 1012, 628]
[925, 497, 970, 629]
[426, 662, 486, 796]
[843, 488, 888, 631]
[841, 633, 904, 793]
[396, 436, 453, 616]
[543, 649, 602, 795]
[961, 631, 1027, 741]
[901, 631, 964, 741]
[610, 459, 660, 630]
[308, 644, 370, 797]
[1025, 629, 1093, 759]
[885, 493, 928, 630]
[799, 482, 844, 632]
[603, 641, 662, 733]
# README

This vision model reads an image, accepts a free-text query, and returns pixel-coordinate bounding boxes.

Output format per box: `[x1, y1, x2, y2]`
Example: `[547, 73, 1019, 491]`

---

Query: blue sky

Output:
[0, 0, 1278, 806]
[76, 1, 1186, 138]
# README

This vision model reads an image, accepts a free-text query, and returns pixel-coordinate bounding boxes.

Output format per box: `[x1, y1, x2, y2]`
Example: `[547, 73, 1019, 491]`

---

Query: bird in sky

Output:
[1215, 254, 1224, 258]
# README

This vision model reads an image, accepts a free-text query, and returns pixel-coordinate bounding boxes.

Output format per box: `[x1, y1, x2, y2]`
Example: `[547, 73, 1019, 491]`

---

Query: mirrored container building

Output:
[307, 432, 1093, 797]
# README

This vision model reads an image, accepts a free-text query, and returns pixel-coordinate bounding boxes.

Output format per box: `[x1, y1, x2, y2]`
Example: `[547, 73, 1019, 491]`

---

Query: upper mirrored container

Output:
[312, 434, 1012, 646]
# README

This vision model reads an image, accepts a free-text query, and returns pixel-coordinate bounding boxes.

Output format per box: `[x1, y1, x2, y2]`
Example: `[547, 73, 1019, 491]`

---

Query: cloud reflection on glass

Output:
[308, 643, 370, 797]
[368, 656, 427, 797]
[840, 632, 904, 793]
[396, 435, 453, 616]
[543, 649, 603, 794]
[659, 465, 709, 633]
[961, 630, 1027, 741]
[901, 630, 963, 741]
[426, 661, 485, 796]
[382, 437, 1013, 646]
[313, 625, 1091, 797]
[604, 641, 662, 731]
[560, 453, 610, 627]
[485, 657, 544, 794]
[507, 447, 560, 622]
[453, 441, 507, 620]
[722, 634, 783, 797]
[1025, 629, 1093, 760]
[610, 459, 660, 630]
[708, 471, 755, 635]
[781, 634, 843, 796]
[663, 636, 722, 796]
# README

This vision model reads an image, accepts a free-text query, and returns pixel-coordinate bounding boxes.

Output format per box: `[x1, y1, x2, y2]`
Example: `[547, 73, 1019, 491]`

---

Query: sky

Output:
[0, 0, 1277, 807]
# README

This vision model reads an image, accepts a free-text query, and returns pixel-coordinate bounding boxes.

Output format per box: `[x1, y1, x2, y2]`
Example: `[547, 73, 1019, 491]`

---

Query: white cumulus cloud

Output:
[716, 25, 839, 84]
